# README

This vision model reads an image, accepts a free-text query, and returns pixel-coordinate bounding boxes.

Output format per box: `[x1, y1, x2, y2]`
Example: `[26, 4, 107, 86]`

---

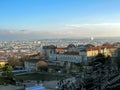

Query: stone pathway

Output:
[0, 85, 23, 90]
[0, 80, 58, 90]
[44, 81, 58, 89]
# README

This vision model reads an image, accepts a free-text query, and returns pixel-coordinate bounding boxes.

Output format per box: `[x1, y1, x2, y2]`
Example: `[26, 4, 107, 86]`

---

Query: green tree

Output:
[94, 53, 106, 64]
[74, 63, 83, 72]
[115, 48, 120, 68]
[2, 64, 14, 78]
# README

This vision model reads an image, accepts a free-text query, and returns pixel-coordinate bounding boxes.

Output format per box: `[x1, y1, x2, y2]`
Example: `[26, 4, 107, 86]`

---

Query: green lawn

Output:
[15, 73, 65, 81]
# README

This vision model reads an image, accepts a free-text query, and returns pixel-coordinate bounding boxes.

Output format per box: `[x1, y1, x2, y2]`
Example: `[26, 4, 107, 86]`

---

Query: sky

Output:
[0, 0, 120, 40]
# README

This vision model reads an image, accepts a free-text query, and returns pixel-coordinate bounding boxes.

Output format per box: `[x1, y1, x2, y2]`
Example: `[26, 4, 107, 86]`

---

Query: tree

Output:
[114, 48, 120, 70]
[89, 53, 113, 72]
[37, 61, 48, 72]
[74, 63, 83, 72]
[2, 64, 14, 79]
[94, 53, 106, 64]
[19, 55, 29, 67]
[8, 56, 21, 68]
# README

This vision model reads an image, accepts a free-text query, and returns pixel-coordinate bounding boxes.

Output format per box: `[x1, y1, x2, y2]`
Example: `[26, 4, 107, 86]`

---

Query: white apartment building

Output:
[24, 59, 40, 71]
[49, 54, 87, 63]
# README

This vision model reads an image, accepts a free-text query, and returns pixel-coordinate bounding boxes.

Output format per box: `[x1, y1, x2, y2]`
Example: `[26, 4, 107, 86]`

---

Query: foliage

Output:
[3, 64, 13, 72]
[8, 56, 21, 68]
[114, 48, 120, 69]
[0, 64, 15, 85]
[19, 55, 29, 67]
[93, 53, 112, 66]
[94, 53, 106, 64]
[37, 61, 48, 72]
[115, 56, 120, 69]
[74, 63, 83, 72]
[2, 64, 14, 79]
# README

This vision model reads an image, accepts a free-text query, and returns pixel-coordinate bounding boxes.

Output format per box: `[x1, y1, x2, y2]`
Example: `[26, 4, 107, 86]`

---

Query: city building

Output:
[43, 44, 116, 63]
[24, 59, 41, 71]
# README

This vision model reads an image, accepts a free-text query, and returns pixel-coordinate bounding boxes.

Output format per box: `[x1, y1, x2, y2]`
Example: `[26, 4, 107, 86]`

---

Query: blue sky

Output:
[0, 0, 120, 39]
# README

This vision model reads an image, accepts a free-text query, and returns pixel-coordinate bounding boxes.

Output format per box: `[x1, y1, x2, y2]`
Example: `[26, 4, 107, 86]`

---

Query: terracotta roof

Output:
[55, 48, 66, 52]
[102, 42, 112, 46]
[87, 45, 115, 51]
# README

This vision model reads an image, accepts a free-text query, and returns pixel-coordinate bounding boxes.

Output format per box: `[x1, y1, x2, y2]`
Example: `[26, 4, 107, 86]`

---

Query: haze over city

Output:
[0, 0, 120, 40]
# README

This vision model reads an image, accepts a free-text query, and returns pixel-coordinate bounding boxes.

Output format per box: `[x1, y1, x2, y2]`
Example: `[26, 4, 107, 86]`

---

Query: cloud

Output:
[9, 30, 33, 34]
[64, 23, 120, 37]
[0, 23, 120, 40]
[64, 23, 120, 32]
[65, 23, 120, 28]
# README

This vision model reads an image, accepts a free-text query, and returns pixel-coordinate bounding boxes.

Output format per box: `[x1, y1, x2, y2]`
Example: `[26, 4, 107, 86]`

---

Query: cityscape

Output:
[0, 0, 120, 90]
